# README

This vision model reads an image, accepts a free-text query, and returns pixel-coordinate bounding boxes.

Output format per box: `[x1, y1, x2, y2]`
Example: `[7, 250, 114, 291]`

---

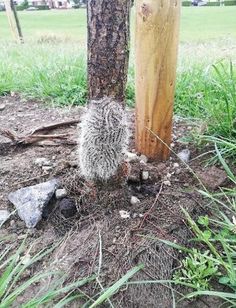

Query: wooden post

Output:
[135, 0, 180, 160]
[4, 0, 23, 43]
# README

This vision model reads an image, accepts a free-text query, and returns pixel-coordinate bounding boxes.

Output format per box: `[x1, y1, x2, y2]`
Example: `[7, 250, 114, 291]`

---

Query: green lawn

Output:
[0, 5, 236, 160]
[0, 7, 236, 42]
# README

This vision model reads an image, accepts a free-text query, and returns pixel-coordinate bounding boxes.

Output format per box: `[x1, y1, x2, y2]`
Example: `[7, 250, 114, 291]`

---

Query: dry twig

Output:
[0, 119, 79, 146]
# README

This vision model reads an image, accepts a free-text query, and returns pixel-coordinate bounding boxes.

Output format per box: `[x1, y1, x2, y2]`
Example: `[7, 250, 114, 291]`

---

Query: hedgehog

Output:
[78, 97, 129, 181]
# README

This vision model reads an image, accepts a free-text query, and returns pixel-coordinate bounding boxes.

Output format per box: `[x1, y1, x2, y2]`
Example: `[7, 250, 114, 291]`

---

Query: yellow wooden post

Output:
[135, 0, 180, 160]
[4, 0, 23, 43]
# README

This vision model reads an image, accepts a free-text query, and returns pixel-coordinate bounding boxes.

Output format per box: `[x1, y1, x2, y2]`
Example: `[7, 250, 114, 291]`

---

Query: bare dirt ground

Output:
[0, 95, 227, 307]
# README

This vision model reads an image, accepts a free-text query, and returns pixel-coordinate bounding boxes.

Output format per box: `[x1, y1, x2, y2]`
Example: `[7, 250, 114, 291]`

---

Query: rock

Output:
[119, 210, 130, 219]
[175, 169, 181, 175]
[0, 104, 6, 111]
[0, 209, 10, 227]
[130, 196, 141, 205]
[173, 162, 179, 169]
[197, 166, 228, 190]
[125, 152, 138, 162]
[163, 180, 171, 186]
[139, 154, 148, 164]
[8, 179, 59, 228]
[55, 188, 67, 200]
[177, 149, 191, 163]
[142, 171, 149, 180]
[58, 198, 77, 218]
[35, 157, 52, 167]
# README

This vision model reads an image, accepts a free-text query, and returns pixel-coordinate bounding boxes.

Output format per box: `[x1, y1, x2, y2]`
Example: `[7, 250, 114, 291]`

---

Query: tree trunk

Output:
[87, 0, 131, 103]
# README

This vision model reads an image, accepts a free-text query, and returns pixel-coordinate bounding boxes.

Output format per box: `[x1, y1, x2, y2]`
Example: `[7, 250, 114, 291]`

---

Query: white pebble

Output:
[130, 196, 141, 205]
[142, 171, 149, 180]
[119, 210, 130, 219]
[35, 157, 52, 167]
[0, 104, 6, 111]
[125, 152, 138, 162]
[173, 162, 179, 169]
[42, 166, 53, 172]
[163, 180, 171, 186]
[55, 188, 67, 200]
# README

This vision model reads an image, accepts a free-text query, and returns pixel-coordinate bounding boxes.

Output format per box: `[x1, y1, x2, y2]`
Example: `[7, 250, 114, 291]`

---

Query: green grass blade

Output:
[89, 265, 143, 308]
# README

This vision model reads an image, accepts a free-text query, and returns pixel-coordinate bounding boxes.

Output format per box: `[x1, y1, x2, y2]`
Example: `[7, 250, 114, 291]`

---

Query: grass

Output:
[1, 7, 236, 42]
[0, 235, 143, 307]
[133, 155, 236, 307]
[1, 42, 235, 161]
[0, 9, 87, 43]
[0, 43, 87, 105]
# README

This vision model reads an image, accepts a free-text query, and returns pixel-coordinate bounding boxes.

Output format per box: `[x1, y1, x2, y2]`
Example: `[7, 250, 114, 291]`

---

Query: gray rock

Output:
[177, 149, 191, 163]
[0, 104, 6, 111]
[8, 179, 59, 228]
[55, 188, 67, 200]
[0, 210, 10, 227]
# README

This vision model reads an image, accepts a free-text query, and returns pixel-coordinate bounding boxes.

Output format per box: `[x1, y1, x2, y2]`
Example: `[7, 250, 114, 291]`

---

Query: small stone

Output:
[21, 253, 31, 265]
[173, 163, 179, 169]
[8, 179, 59, 228]
[0, 104, 6, 111]
[177, 149, 191, 163]
[139, 154, 148, 164]
[0, 209, 10, 226]
[163, 180, 171, 186]
[55, 188, 67, 200]
[10, 219, 15, 227]
[175, 169, 181, 175]
[142, 171, 149, 180]
[119, 210, 130, 219]
[130, 196, 141, 205]
[58, 198, 77, 218]
[125, 152, 138, 162]
[35, 157, 52, 167]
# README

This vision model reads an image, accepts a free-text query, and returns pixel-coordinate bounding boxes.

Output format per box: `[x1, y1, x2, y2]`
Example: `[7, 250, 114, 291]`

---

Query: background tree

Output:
[4, 0, 23, 43]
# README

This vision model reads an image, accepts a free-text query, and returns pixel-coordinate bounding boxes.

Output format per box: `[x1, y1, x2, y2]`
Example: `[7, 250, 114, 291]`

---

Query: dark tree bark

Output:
[87, 0, 131, 103]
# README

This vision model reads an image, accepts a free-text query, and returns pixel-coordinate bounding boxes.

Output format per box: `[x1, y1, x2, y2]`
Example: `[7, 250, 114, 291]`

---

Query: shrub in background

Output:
[16, 0, 29, 11]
